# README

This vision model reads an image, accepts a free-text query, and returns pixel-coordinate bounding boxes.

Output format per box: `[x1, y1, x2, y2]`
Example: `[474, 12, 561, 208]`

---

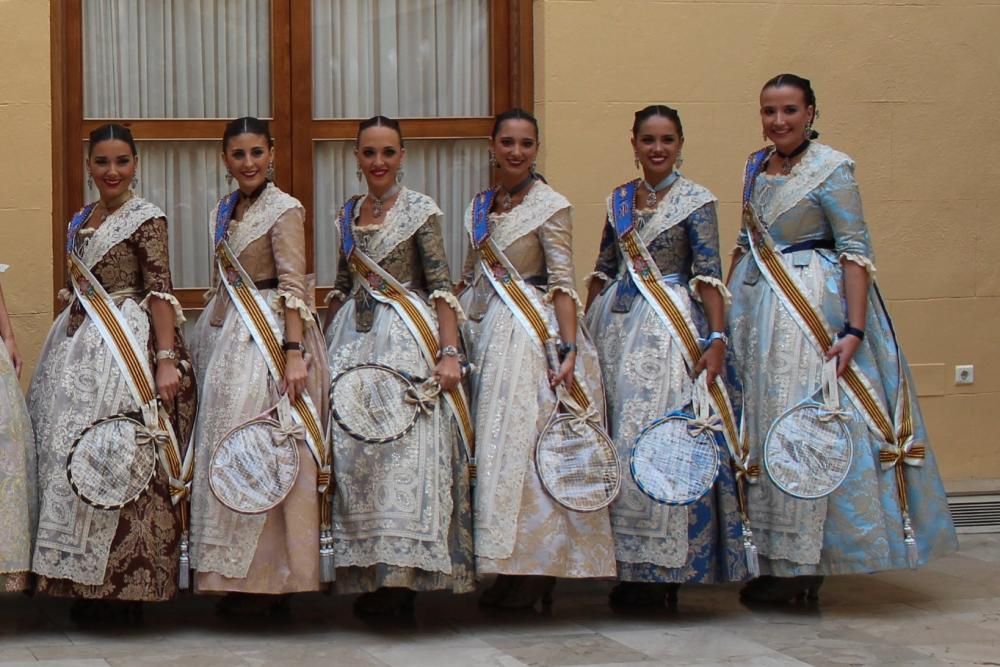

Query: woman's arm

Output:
[0, 277, 22, 379]
[415, 214, 464, 392]
[135, 218, 183, 403]
[271, 208, 312, 403]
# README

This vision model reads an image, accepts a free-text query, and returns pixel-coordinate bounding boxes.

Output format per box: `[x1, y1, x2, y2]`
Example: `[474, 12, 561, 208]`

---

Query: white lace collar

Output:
[753, 143, 852, 226]
[607, 177, 716, 245]
[225, 183, 302, 258]
[75, 196, 165, 269]
[351, 188, 442, 263]
[464, 181, 571, 251]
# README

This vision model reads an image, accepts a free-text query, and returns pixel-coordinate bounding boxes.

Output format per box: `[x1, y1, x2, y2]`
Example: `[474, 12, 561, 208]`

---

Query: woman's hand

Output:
[155, 359, 181, 404]
[433, 355, 462, 392]
[2, 335, 22, 380]
[283, 351, 309, 403]
[693, 340, 725, 385]
[826, 334, 863, 377]
[549, 350, 576, 390]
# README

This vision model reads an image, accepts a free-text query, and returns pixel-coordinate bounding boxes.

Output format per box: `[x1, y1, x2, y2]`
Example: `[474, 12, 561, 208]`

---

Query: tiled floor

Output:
[1, 534, 998, 666]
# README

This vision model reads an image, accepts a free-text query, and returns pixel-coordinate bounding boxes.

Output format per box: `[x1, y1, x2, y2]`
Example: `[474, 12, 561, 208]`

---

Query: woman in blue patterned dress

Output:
[727, 74, 957, 603]
[585, 105, 746, 609]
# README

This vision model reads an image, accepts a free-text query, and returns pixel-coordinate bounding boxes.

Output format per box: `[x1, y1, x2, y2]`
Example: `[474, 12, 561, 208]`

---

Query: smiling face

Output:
[355, 125, 405, 194]
[631, 114, 684, 184]
[222, 132, 273, 194]
[490, 118, 538, 183]
[760, 85, 815, 154]
[87, 139, 137, 202]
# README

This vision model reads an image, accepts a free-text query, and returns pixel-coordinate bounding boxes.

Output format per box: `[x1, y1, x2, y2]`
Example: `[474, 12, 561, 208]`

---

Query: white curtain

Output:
[312, 0, 489, 118]
[314, 140, 489, 284]
[83, 0, 270, 118]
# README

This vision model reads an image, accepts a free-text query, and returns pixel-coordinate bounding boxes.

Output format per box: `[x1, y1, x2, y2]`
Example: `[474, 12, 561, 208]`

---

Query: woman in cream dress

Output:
[324, 116, 472, 616]
[190, 117, 329, 612]
[0, 263, 36, 593]
[461, 108, 616, 609]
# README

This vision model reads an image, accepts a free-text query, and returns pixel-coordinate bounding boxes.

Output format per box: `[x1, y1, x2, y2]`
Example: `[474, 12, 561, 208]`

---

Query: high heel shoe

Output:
[495, 576, 556, 610]
[353, 587, 417, 616]
[479, 574, 517, 607]
[740, 575, 824, 604]
[608, 582, 679, 610]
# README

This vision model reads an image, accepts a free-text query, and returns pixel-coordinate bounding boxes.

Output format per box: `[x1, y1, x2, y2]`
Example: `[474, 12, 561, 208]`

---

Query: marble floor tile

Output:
[2, 536, 1000, 666]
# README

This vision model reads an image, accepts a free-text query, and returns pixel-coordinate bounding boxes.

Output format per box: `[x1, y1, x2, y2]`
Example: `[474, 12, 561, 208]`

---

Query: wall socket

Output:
[955, 365, 975, 385]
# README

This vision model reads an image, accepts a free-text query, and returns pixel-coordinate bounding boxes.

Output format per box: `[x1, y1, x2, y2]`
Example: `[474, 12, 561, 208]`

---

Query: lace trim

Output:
[755, 143, 852, 226]
[544, 285, 585, 319]
[78, 198, 165, 269]
[466, 182, 572, 252]
[268, 291, 314, 323]
[324, 289, 348, 306]
[139, 291, 187, 325]
[57, 288, 73, 304]
[353, 189, 443, 264]
[224, 184, 302, 258]
[609, 178, 716, 245]
[428, 290, 467, 325]
[202, 286, 218, 305]
[585, 270, 611, 286]
[840, 252, 877, 280]
[689, 276, 732, 308]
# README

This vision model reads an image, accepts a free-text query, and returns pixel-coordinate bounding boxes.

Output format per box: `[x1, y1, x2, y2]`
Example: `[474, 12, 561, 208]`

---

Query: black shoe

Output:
[494, 576, 556, 610]
[353, 587, 417, 617]
[609, 582, 679, 610]
[740, 575, 823, 604]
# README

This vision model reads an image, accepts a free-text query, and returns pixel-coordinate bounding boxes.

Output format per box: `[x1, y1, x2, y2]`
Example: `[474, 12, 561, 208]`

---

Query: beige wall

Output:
[1, 1, 997, 483]
[533, 0, 1000, 483]
[0, 0, 53, 388]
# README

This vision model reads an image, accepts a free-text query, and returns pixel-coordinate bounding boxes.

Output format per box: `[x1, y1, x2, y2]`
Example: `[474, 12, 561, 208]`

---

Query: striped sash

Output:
[339, 196, 476, 476]
[610, 181, 759, 576]
[67, 249, 194, 588]
[214, 193, 334, 581]
[742, 148, 922, 566]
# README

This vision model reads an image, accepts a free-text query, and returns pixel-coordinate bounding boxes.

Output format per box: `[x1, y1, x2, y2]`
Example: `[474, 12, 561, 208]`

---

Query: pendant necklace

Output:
[775, 140, 811, 176]
[641, 170, 680, 209]
[368, 183, 401, 218]
[499, 175, 536, 211]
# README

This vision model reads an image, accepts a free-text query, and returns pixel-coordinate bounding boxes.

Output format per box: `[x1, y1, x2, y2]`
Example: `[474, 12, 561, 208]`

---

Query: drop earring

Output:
[266, 162, 275, 181]
[87, 173, 94, 190]
[634, 155, 640, 170]
[225, 171, 234, 186]
[132, 172, 140, 191]
[395, 168, 404, 184]
[530, 161, 537, 178]
[488, 151, 499, 169]
[675, 151, 684, 169]
[356, 167, 363, 182]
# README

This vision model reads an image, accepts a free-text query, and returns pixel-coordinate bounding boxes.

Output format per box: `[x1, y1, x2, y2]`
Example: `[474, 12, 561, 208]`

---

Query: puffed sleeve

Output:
[816, 161, 877, 278]
[136, 217, 185, 324]
[685, 202, 731, 306]
[540, 207, 584, 318]
[269, 206, 317, 321]
[415, 213, 466, 322]
[586, 216, 619, 287]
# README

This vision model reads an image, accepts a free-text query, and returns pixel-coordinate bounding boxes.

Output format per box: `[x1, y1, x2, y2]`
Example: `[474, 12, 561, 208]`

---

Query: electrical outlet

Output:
[955, 365, 974, 385]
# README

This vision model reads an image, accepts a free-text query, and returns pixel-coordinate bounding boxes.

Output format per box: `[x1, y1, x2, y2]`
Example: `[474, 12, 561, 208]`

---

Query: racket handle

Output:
[544, 338, 561, 372]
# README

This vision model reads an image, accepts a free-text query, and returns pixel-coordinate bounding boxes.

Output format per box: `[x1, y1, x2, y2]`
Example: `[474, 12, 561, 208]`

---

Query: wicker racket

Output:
[330, 363, 441, 444]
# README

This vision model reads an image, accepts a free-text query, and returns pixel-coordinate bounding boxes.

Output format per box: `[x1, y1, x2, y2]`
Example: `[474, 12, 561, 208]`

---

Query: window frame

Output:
[51, 0, 533, 310]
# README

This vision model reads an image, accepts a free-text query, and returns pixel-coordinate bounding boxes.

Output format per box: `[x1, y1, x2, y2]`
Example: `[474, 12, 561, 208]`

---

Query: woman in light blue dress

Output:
[727, 74, 957, 603]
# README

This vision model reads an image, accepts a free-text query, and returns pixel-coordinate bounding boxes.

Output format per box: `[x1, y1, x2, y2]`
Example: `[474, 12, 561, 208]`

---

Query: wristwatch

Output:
[282, 341, 305, 353]
[437, 345, 461, 360]
[155, 349, 178, 362]
[557, 341, 577, 362]
[839, 323, 865, 341]
[702, 331, 728, 349]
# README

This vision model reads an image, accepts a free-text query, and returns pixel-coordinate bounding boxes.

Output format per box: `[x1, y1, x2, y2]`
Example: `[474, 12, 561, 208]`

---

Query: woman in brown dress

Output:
[29, 123, 197, 620]
[189, 117, 329, 613]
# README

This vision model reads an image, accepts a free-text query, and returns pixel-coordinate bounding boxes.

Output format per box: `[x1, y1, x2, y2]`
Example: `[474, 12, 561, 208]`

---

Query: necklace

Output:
[498, 175, 535, 211]
[367, 183, 401, 218]
[774, 140, 811, 176]
[641, 171, 680, 209]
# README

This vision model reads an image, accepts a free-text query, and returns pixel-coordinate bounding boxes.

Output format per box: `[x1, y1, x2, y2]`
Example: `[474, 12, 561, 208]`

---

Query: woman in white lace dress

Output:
[460, 109, 616, 609]
[190, 117, 329, 613]
[0, 263, 36, 593]
[323, 116, 472, 616]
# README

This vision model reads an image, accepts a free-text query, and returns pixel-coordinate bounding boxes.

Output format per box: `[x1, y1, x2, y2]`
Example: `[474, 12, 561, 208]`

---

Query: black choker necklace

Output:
[239, 180, 269, 202]
[499, 175, 535, 211]
[774, 140, 810, 176]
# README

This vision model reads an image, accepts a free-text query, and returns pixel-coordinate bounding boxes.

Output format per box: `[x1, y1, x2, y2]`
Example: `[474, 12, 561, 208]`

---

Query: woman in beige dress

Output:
[0, 264, 36, 593]
[190, 117, 329, 613]
[460, 108, 616, 609]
